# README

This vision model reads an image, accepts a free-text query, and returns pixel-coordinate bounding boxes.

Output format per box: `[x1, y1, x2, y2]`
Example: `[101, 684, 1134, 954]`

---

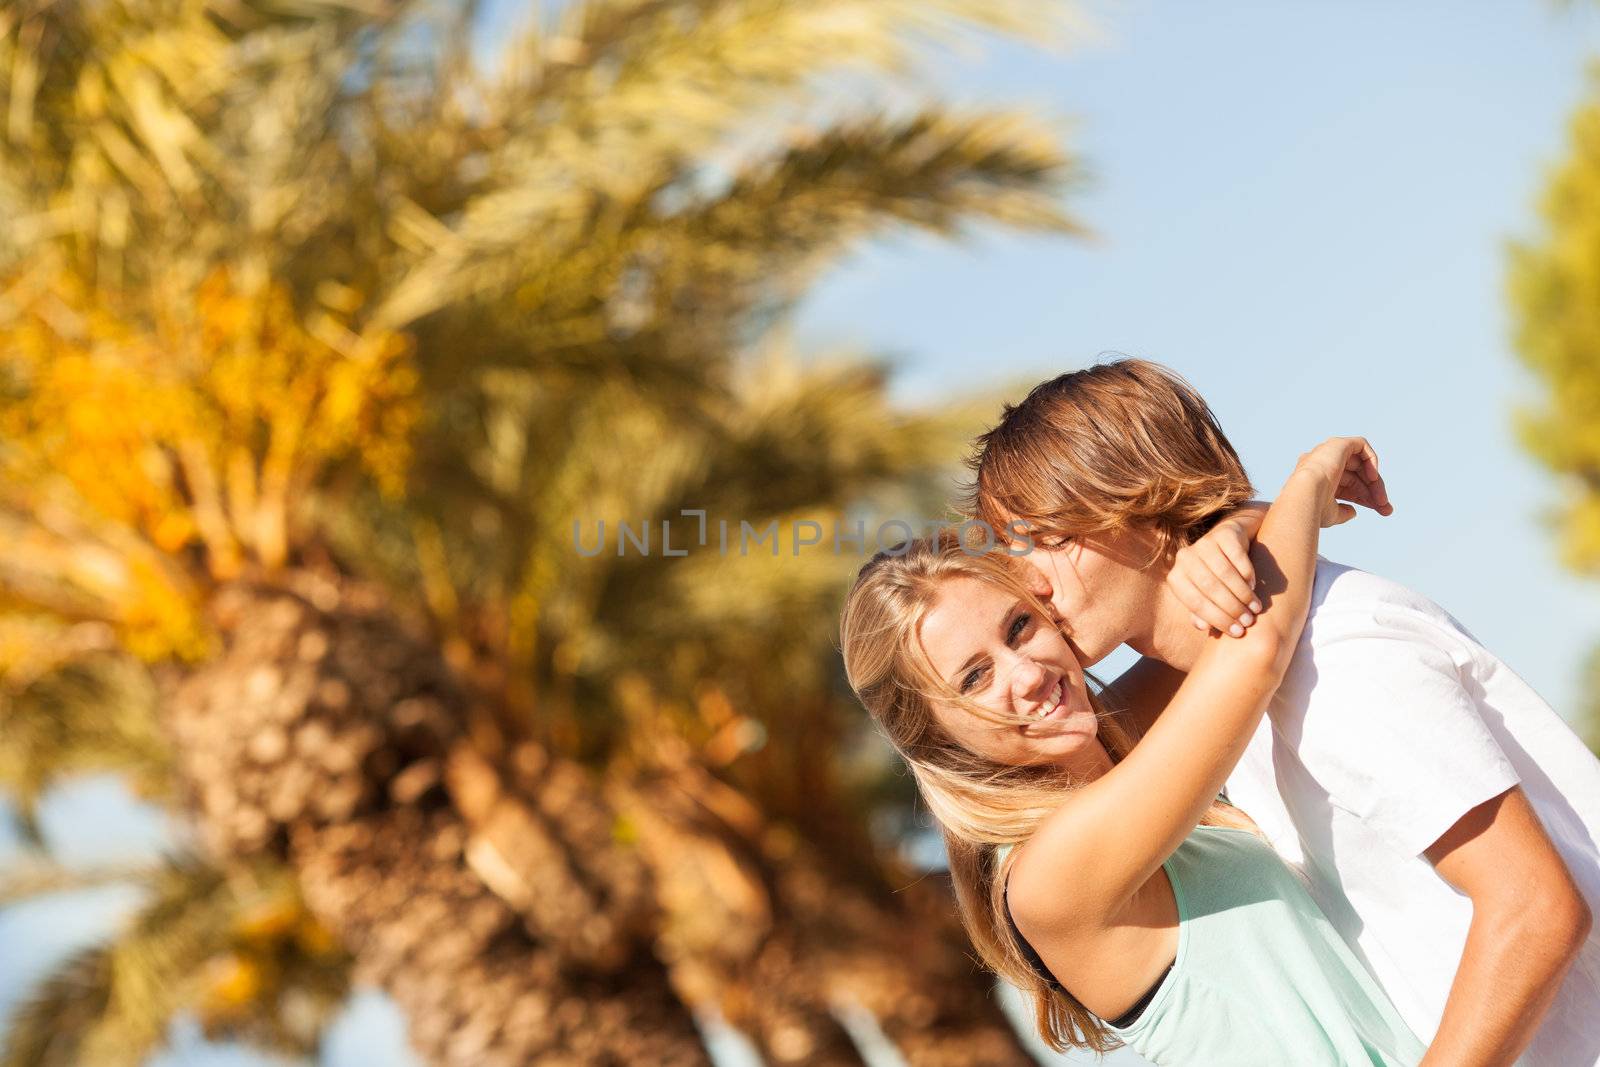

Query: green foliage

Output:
[0, 856, 351, 1067]
[0, 0, 1079, 700]
[1581, 644, 1600, 753]
[1509, 70, 1600, 747]
[0, 942, 114, 1067]
[0, 650, 172, 828]
[1509, 77, 1600, 575]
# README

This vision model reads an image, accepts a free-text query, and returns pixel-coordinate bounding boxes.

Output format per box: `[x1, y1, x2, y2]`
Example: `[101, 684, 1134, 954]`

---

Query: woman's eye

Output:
[1008, 612, 1031, 643]
[960, 666, 985, 693]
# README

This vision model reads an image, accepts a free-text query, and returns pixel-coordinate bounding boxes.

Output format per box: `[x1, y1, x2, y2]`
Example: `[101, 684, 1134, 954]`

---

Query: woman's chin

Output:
[1021, 730, 1095, 769]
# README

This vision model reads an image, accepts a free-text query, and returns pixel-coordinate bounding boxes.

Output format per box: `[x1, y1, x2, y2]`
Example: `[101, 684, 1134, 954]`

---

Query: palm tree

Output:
[1, 851, 352, 1067]
[0, 1, 1083, 1063]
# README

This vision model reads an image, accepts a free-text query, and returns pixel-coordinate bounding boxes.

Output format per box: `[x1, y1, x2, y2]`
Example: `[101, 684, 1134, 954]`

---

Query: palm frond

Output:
[0, 649, 174, 818]
[0, 944, 115, 1067]
[373, 0, 1079, 327]
[0, 857, 163, 906]
[0, 854, 352, 1067]
[0, 0, 1088, 1060]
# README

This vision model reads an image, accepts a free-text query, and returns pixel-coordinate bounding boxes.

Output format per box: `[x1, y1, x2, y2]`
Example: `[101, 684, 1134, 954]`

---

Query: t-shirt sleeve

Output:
[1278, 607, 1521, 859]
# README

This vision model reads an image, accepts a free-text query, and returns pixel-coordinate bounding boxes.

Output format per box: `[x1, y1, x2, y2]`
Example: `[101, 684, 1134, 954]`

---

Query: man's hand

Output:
[1169, 438, 1395, 636]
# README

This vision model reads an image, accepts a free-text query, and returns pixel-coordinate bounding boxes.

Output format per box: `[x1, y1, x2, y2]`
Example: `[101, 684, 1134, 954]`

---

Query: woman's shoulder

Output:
[1006, 822, 1173, 939]
[1009, 832, 1184, 1019]
[1003, 834, 1086, 933]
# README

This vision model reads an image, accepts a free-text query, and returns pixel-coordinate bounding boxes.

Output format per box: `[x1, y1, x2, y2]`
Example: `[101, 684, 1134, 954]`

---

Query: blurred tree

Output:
[1, 853, 352, 1067]
[1509, 75, 1600, 752]
[0, 1, 1081, 1064]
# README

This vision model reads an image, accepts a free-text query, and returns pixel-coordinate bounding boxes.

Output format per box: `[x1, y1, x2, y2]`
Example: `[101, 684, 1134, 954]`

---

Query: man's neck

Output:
[1126, 586, 1209, 672]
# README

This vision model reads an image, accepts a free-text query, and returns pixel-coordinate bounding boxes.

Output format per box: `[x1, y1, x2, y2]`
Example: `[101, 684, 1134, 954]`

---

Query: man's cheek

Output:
[1050, 581, 1088, 622]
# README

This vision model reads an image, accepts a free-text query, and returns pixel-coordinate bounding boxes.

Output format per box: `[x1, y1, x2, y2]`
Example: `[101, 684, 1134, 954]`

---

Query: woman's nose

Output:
[1008, 655, 1046, 701]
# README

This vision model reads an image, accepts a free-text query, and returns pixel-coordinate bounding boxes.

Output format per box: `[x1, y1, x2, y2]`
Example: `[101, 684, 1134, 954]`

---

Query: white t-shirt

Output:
[1224, 558, 1600, 1066]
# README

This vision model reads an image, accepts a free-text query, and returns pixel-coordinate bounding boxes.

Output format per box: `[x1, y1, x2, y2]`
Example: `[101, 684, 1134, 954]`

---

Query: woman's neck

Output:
[1062, 737, 1116, 781]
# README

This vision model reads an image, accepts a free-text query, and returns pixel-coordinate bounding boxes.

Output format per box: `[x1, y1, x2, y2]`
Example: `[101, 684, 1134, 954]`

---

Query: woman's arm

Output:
[1167, 500, 1268, 635]
[1009, 437, 1384, 922]
[1110, 471, 1395, 737]
[1167, 462, 1393, 636]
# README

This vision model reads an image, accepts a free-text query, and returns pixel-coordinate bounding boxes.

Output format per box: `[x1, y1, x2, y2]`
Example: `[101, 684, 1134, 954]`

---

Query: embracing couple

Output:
[839, 359, 1600, 1066]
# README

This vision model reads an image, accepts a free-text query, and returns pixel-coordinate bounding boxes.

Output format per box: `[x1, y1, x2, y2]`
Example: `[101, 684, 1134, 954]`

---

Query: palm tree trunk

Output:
[618, 764, 1037, 1067]
[616, 772, 868, 1067]
[160, 570, 1034, 1065]
[160, 573, 710, 1066]
[289, 806, 704, 1066]
[823, 871, 1037, 1067]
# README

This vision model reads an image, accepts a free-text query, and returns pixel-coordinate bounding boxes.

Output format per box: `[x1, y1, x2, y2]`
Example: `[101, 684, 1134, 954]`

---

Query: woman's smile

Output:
[1019, 675, 1094, 735]
[1030, 677, 1067, 719]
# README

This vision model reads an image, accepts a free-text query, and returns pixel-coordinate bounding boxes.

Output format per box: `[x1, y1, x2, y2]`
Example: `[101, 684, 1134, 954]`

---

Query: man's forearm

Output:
[1421, 788, 1592, 1066]
[1420, 896, 1588, 1066]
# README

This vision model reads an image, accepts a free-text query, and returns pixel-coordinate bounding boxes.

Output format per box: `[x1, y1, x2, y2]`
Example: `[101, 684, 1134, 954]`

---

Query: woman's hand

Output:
[1169, 439, 1393, 637]
[1293, 436, 1391, 528]
[1170, 505, 1266, 637]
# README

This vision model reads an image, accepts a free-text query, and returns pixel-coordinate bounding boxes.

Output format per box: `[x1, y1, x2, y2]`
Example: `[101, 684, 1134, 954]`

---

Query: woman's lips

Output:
[1021, 677, 1074, 732]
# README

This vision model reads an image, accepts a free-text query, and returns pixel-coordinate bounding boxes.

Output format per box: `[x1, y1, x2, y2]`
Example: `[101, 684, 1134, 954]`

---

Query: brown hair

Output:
[838, 530, 1249, 1053]
[963, 358, 1254, 558]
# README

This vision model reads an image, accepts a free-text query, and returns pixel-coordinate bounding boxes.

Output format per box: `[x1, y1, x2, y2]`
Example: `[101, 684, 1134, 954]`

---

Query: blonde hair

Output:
[839, 531, 1247, 1053]
[963, 358, 1254, 559]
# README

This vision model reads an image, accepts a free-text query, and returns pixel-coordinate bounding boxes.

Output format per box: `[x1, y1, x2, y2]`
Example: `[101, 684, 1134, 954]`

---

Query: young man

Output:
[968, 358, 1600, 1066]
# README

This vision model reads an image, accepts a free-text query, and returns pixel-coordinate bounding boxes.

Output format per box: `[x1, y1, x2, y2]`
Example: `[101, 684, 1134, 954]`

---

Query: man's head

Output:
[963, 358, 1253, 664]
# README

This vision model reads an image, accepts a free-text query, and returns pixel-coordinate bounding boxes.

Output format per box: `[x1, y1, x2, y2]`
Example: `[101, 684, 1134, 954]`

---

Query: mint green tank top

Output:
[1005, 825, 1425, 1066]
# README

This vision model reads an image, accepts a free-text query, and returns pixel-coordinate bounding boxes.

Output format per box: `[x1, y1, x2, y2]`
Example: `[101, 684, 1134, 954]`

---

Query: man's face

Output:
[1011, 527, 1164, 667]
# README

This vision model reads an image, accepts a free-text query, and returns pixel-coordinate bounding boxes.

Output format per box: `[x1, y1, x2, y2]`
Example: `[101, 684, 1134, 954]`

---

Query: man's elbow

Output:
[1553, 881, 1593, 960]
[1503, 874, 1593, 969]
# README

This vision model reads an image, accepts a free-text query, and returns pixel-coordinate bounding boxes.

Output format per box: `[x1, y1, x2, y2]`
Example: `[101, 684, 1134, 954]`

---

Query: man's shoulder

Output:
[1265, 566, 1473, 778]
[1306, 557, 1473, 643]
[1264, 558, 1487, 718]
[1312, 556, 1427, 611]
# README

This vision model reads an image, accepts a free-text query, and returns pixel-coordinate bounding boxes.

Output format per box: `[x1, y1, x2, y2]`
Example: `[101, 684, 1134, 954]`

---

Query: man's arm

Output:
[1252, 601, 1590, 1066]
[1419, 786, 1591, 1067]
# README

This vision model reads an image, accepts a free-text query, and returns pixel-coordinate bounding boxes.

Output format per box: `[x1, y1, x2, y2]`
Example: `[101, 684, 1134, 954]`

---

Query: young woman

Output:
[839, 437, 1426, 1065]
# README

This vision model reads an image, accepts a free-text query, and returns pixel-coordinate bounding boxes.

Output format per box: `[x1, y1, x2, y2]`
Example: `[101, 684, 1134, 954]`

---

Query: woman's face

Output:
[916, 575, 1107, 773]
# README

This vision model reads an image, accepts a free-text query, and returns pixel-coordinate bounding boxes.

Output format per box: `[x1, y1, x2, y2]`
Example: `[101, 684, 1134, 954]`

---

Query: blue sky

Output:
[7, 3, 1600, 1066]
[795, 0, 1600, 711]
